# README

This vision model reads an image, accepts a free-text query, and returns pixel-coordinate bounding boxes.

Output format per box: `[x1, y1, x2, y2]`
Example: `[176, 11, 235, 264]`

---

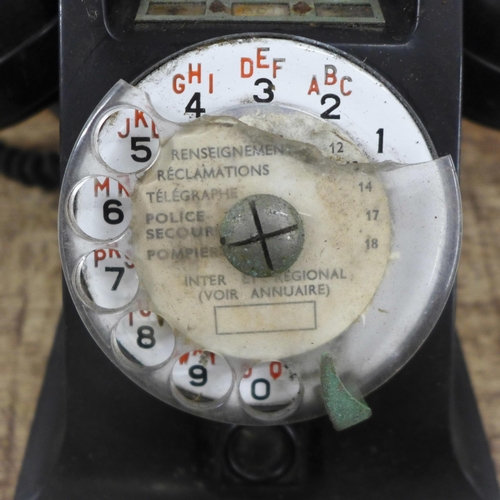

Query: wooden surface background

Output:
[1, 112, 500, 499]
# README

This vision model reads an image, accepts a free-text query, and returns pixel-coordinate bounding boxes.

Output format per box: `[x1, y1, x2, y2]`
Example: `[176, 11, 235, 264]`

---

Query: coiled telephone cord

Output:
[0, 141, 59, 190]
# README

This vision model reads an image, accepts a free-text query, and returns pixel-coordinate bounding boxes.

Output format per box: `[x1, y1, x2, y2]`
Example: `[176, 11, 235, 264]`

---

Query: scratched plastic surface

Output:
[59, 38, 461, 425]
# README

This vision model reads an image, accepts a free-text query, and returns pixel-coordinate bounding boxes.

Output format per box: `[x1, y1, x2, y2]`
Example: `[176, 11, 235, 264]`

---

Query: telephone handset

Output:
[59, 36, 461, 426]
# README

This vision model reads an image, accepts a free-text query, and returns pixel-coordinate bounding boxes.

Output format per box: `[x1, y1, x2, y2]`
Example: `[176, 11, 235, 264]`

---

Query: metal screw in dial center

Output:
[220, 194, 305, 277]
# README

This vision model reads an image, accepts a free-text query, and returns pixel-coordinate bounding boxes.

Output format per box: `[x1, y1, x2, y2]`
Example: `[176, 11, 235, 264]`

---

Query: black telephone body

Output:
[14, 0, 500, 499]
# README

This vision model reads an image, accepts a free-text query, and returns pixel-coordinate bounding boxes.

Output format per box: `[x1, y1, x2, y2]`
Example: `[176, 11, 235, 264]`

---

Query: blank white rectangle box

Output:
[215, 301, 317, 335]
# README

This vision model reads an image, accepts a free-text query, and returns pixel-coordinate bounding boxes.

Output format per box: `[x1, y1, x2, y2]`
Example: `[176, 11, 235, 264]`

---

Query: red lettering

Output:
[117, 118, 130, 138]
[340, 76, 352, 96]
[129, 312, 134, 326]
[324, 64, 337, 85]
[173, 74, 185, 94]
[270, 361, 282, 380]
[139, 310, 152, 317]
[134, 110, 148, 128]
[273, 58, 285, 78]
[307, 76, 320, 95]
[109, 249, 122, 259]
[152, 121, 159, 138]
[256, 47, 269, 68]
[188, 63, 202, 84]
[241, 57, 253, 78]
[179, 353, 190, 365]
[179, 350, 216, 365]
[209, 73, 214, 94]
[94, 177, 110, 197]
[243, 368, 253, 378]
[118, 183, 129, 197]
[94, 249, 106, 267]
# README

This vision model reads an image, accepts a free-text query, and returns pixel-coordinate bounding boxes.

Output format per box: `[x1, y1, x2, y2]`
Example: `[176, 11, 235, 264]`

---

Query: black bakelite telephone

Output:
[10, 0, 500, 498]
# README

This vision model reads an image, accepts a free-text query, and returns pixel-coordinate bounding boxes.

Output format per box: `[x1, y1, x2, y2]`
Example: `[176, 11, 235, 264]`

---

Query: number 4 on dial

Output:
[185, 92, 206, 118]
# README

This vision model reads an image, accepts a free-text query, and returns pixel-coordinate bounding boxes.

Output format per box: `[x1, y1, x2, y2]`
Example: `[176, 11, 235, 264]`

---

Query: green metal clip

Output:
[320, 352, 372, 431]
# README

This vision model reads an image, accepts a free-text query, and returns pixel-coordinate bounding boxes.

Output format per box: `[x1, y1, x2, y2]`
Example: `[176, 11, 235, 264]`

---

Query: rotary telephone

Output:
[15, 0, 500, 498]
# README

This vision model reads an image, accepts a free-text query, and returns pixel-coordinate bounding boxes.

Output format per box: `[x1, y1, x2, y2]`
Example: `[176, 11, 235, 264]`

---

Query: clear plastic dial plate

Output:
[59, 36, 461, 425]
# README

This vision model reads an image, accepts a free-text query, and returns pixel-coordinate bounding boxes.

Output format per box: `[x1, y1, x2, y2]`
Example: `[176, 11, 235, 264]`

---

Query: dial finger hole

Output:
[77, 248, 139, 309]
[239, 361, 301, 418]
[97, 107, 160, 173]
[113, 310, 175, 368]
[171, 350, 233, 406]
[70, 176, 132, 240]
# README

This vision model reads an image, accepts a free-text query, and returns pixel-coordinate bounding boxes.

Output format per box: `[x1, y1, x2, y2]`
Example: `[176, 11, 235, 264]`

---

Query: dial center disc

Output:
[130, 114, 392, 359]
[220, 194, 305, 277]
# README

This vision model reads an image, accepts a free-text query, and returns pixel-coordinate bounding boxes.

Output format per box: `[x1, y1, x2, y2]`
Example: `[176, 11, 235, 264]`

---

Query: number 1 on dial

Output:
[376, 128, 384, 154]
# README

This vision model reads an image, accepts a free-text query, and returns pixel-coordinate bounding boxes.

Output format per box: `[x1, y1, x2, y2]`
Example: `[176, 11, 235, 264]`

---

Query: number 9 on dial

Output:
[171, 350, 233, 405]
